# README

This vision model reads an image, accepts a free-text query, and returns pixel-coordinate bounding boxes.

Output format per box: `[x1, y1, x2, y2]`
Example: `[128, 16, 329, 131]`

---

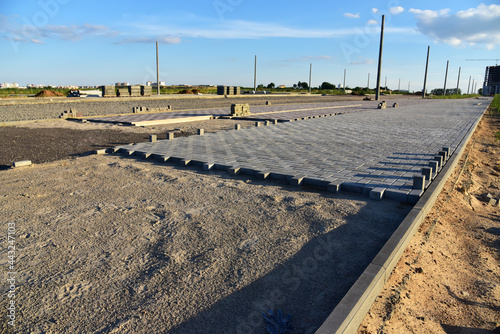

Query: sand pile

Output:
[35, 90, 65, 97]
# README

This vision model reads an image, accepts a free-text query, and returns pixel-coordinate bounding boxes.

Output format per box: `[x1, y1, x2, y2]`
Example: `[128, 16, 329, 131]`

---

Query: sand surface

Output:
[1, 153, 410, 333]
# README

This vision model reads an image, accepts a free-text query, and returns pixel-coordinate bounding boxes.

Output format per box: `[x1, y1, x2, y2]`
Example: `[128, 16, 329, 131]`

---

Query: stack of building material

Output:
[217, 85, 226, 95]
[129, 85, 141, 97]
[141, 85, 152, 96]
[102, 85, 116, 97]
[60, 108, 83, 119]
[217, 85, 241, 95]
[117, 88, 129, 97]
[230, 104, 251, 116]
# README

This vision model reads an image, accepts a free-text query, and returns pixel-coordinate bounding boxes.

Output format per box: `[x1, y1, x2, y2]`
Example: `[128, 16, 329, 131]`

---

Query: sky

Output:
[1, 0, 499, 92]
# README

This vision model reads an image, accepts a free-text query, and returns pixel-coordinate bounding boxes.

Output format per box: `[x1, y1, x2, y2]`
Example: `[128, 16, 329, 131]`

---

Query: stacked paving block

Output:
[141, 85, 152, 96]
[129, 85, 141, 97]
[102, 85, 116, 97]
[230, 104, 251, 116]
[117, 88, 129, 97]
[60, 108, 83, 119]
[217, 85, 241, 95]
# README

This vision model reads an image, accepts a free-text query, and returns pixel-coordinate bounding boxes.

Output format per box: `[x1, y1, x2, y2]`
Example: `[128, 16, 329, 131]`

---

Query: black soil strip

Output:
[0, 127, 191, 169]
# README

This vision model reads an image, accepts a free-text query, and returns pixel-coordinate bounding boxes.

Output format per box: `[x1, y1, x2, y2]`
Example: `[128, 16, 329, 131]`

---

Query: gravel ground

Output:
[0, 95, 366, 122]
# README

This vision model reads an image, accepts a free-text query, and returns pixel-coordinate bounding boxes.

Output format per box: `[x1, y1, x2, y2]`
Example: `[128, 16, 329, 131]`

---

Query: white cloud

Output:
[116, 35, 181, 45]
[350, 57, 375, 65]
[367, 20, 379, 25]
[410, 4, 500, 48]
[0, 16, 118, 44]
[343, 12, 360, 19]
[372, 8, 379, 14]
[389, 6, 404, 15]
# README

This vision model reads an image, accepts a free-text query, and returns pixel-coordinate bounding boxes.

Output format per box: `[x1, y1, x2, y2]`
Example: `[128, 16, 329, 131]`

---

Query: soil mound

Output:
[35, 90, 65, 97]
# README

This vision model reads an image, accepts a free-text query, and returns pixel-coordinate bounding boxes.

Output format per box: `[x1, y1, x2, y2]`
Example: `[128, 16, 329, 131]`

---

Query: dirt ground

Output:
[0, 99, 498, 333]
[358, 116, 500, 333]
[0, 118, 257, 169]
[0, 112, 413, 333]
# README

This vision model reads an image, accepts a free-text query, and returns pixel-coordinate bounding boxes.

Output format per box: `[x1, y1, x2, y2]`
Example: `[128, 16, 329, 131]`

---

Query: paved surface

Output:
[86, 101, 378, 125]
[113, 99, 488, 202]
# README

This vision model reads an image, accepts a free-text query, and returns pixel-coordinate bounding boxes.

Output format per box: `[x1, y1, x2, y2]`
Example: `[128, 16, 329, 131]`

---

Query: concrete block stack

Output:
[117, 88, 129, 97]
[230, 104, 251, 116]
[129, 85, 141, 97]
[217, 85, 241, 95]
[60, 108, 83, 119]
[141, 85, 152, 96]
[102, 85, 116, 97]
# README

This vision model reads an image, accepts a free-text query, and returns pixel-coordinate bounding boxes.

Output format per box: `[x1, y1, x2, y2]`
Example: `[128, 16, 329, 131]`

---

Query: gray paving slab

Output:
[113, 99, 488, 202]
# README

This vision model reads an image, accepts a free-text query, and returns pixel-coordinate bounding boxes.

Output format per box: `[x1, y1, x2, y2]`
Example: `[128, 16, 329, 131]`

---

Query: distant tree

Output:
[293, 84, 297, 89]
[478, 88, 483, 95]
[297, 81, 309, 90]
[321, 82, 335, 90]
[257, 84, 264, 89]
[267, 82, 275, 89]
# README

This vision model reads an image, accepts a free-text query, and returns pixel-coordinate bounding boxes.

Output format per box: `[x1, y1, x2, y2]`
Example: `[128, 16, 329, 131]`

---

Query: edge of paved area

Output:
[314, 104, 487, 334]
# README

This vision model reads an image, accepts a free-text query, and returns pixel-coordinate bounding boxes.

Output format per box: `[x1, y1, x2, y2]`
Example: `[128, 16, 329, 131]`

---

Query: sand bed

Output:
[1, 154, 411, 333]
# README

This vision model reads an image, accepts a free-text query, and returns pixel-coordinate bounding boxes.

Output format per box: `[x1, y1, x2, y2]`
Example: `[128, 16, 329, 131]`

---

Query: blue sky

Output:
[1, 0, 499, 92]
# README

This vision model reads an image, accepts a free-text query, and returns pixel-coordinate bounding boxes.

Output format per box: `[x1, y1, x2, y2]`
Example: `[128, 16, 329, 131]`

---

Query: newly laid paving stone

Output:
[113, 99, 487, 202]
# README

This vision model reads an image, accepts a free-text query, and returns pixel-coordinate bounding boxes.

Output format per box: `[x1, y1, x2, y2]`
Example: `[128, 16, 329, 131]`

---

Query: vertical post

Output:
[309, 63, 312, 94]
[156, 41, 160, 95]
[443, 60, 449, 95]
[343, 69, 346, 93]
[422, 46, 430, 99]
[375, 15, 385, 101]
[408, 81, 410, 93]
[385, 76, 387, 90]
[254, 55, 257, 93]
[456, 67, 461, 95]
[398, 78, 401, 91]
[472, 79, 475, 94]
[367, 73, 370, 89]
[467, 76, 471, 95]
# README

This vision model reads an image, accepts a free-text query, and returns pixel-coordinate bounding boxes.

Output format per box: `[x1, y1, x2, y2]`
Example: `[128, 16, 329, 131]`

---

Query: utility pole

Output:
[367, 73, 370, 89]
[254, 55, 257, 93]
[398, 78, 401, 91]
[309, 63, 312, 94]
[343, 69, 347, 93]
[422, 46, 430, 98]
[408, 81, 410, 93]
[467, 76, 471, 95]
[375, 15, 385, 100]
[156, 41, 160, 95]
[443, 60, 449, 95]
[456, 67, 461, 94]
[472, 79, 475, 94]
[385, 76, 387, 90]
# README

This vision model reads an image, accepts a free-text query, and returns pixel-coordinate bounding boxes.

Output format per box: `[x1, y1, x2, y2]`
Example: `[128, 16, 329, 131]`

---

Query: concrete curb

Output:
[315, 109, 485, 334]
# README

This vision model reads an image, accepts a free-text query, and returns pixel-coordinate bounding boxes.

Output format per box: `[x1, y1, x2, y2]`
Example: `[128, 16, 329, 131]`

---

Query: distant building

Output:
[115, 82, 130, 86]
[150, 81, 165, 87]
[483, 66, 500, 96]
[1, 82, 19, 88]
